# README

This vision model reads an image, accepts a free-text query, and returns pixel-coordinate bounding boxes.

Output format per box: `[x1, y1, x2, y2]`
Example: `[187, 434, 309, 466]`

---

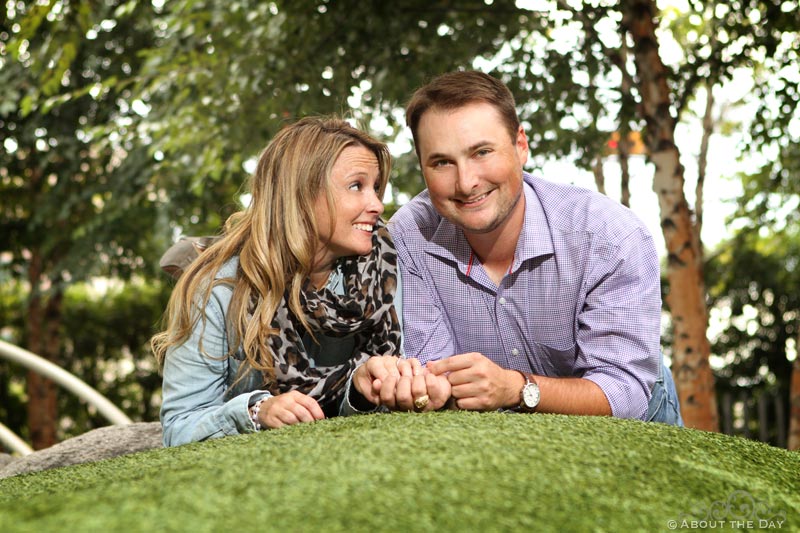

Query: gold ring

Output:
[413, 395, 430, 411]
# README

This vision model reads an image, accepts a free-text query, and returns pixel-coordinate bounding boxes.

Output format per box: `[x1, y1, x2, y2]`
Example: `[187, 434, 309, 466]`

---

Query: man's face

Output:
[415, 102, 528, 235]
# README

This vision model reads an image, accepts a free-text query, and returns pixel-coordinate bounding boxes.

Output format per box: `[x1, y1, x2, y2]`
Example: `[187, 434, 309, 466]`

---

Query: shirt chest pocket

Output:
[526, 341, 578, 377]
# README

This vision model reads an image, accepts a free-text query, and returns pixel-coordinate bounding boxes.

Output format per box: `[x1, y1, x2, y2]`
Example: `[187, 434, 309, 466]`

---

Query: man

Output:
[352, 70, 681, 424]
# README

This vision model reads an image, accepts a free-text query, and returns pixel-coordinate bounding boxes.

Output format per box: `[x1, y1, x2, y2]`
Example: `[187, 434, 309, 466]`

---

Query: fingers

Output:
[353, 356, 403, 404]
[357, 357, 424, 409]
[366, 356, 399, 382]
[397, 357, 423, 377]
[261, 391, 325, 429]
[377, 372, 430, 411]
[426, 353, 479, 376]
[362, 356, 422, 381]
[379, 373, 400, 409]
[352, 363, 381, 404]
[431, 353, 508, 411]
[411, 373, 428, 399]
[394, 374, 413, 410]
[392, 374, 427, 412]
[425, 373, 452, 411]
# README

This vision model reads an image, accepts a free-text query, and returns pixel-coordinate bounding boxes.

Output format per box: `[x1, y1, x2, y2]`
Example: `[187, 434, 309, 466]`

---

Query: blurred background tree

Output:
[1, 0, 168, 447]
[1, 0, 529, 449]
[1, 0, 798, 448]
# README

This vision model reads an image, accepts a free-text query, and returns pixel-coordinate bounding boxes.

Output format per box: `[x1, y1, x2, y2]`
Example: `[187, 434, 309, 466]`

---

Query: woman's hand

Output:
[352, 355, 415, 406]
[388, 372, 452, 412]
[353, 356, 452, 412]
[258, 391, 325, 429]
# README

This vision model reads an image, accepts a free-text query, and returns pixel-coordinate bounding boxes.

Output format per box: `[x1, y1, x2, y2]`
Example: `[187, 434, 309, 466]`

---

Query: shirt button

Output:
[499, 297, 507, 305]
[511, 348, 519, 356]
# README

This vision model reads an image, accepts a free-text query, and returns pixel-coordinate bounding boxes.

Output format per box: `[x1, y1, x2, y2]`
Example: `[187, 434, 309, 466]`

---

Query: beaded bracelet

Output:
[249, 397, 266, 431]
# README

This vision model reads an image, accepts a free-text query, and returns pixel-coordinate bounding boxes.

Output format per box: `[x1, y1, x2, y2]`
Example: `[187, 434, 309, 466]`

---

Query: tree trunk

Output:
[789, 339, 800, 451]
[618, 133, 632, 207]
[695, 82, 715, 259]
[26, 251, 62, 450]
[593, 156, 606, 196]
[622, 0, 719, 431]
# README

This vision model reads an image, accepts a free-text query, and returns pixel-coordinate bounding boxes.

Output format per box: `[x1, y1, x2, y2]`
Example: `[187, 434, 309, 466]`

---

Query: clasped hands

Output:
[256, 353, 520, 429]
[352, 353, 520, 413]
[351, 356, 450, 412]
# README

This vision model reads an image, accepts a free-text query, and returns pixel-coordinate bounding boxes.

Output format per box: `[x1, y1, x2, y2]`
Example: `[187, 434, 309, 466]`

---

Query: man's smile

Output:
[453, 190, 493, 207]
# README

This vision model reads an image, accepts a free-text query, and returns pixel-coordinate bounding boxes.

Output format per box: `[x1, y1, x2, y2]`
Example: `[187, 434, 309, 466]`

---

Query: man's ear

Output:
[515, 126, 529, 166]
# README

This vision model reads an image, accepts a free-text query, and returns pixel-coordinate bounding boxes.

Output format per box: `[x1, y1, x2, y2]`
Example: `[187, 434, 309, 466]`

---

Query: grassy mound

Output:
[1, 412, 797, 532]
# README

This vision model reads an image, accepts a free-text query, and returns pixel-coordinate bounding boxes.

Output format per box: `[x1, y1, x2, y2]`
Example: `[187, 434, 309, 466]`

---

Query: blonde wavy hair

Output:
[151, 117, 392, 381]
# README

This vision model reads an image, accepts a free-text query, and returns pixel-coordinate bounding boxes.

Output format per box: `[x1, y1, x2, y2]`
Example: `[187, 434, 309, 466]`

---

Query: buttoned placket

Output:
[466, 251, 525, 368]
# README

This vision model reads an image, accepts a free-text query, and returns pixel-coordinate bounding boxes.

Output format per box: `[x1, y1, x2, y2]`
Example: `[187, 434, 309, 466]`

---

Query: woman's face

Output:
[313, 144, 384, 271]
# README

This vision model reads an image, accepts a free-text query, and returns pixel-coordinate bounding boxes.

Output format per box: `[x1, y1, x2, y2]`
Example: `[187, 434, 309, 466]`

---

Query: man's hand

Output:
[259, 391, 325, 429]
[426, 352, 524, 411]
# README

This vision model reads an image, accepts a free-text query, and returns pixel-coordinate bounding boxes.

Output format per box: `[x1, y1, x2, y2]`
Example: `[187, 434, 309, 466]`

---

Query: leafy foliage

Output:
[1, 1, 172, 286]
[1, 0, 799, 444]
[0, 282, 28, 439]
[1, 278, 168, 443]
[503, 3, 632, 170]
[8, 0, 530, 235]
[705, 225, 800, 445]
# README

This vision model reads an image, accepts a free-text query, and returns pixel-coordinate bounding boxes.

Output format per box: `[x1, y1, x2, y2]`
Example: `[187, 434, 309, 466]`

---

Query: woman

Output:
[152, 117, 407, 447]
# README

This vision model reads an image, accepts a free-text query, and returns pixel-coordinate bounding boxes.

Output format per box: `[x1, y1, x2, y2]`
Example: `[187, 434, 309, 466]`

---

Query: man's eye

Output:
[433, 160, 450, 168]
[476, 149, 491, 157]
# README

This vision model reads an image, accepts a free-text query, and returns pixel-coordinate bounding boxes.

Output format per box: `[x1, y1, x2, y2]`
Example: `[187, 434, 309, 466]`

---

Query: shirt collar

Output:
[515, 172, 555, 266]
[428, 216, 473, 275]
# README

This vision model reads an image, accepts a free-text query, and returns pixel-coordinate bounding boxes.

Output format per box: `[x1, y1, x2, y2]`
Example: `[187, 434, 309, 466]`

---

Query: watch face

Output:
[522, 383, 540, 408]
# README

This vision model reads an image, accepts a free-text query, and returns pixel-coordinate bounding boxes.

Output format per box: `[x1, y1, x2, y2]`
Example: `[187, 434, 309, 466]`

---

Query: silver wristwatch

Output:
[516, 371, 540, 412]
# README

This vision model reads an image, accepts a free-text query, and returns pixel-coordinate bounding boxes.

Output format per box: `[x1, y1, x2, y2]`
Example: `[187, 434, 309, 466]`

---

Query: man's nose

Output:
[455, 164, 479, 195]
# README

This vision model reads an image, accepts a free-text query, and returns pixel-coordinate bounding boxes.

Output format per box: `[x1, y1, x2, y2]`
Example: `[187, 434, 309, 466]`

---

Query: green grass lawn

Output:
[1, 412, 797, 532]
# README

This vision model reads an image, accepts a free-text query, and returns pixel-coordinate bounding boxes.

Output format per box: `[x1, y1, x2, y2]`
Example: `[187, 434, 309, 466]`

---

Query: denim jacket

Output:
[160, 258, 384, 446]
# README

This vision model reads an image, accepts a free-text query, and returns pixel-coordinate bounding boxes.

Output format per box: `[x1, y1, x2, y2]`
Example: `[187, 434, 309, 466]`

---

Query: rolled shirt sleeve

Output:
[575, 227, 661, 420]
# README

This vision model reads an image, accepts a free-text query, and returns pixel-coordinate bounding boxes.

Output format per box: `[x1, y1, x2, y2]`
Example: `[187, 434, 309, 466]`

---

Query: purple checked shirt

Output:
[388, 173, 662, 420]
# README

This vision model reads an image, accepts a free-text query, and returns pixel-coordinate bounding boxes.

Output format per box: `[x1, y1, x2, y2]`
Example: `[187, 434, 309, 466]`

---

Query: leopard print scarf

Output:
[256, 219, 401, 408]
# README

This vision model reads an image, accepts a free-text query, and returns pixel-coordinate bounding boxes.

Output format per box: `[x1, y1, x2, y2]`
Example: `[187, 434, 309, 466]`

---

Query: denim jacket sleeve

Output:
[160, 282, 271, 447]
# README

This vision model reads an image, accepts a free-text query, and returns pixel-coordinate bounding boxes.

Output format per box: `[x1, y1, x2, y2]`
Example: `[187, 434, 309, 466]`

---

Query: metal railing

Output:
[0, 338, 133, 456]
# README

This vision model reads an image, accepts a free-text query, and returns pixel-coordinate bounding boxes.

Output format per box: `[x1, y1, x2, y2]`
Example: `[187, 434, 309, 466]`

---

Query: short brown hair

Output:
[405, 71, 520, 154]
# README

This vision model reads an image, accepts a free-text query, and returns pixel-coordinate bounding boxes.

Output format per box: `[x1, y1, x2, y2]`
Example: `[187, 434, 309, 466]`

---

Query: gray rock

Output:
[0, 422, 163, 479]
[0, 453, 15, 469]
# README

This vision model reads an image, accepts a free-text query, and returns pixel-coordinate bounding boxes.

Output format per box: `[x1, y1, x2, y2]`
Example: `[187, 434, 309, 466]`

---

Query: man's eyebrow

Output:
[424, 141, 493, 163]
[467, 140, 492, 152]
[424, 151, 449, 162]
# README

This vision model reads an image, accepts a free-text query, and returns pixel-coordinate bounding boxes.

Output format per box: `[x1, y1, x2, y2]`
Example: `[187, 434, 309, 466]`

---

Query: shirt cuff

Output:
[584, 373, 648, 420]
[245, 391, 272, 432]
[339, 367, 382, 416]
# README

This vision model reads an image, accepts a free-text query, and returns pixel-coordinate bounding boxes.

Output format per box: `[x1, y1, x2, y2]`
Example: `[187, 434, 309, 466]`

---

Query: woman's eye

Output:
[349, 182, 362, 191]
